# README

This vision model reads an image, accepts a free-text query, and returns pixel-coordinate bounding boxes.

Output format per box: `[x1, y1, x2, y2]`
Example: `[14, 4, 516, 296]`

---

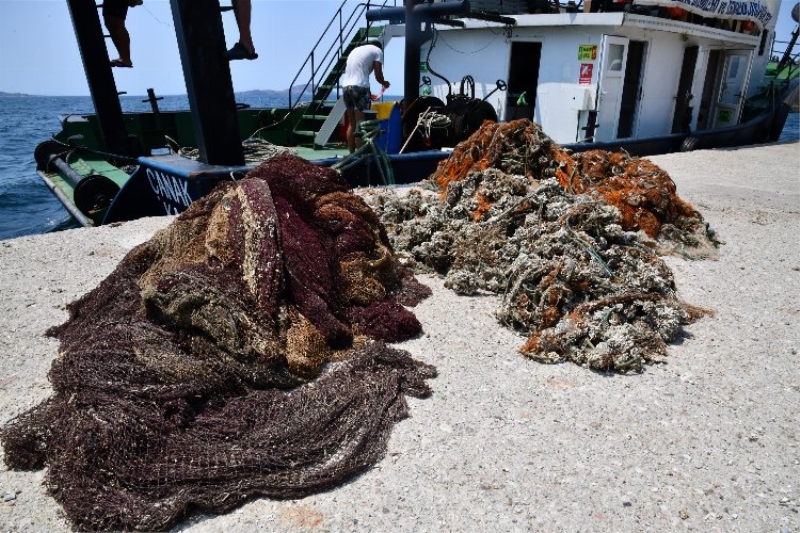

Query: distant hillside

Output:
[239, 88, 309, 102]
[0, 91, 30, 97]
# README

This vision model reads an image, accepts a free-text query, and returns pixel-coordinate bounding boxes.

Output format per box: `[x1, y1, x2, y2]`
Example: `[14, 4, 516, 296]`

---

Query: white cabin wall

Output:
[426, 16, 760, 143]
[423, 31, 511, 111]
[427, 26, 612, 143]
[427, 24, 696, 142]
[426, 27, 609, 143]
[534, 31, 601, 142]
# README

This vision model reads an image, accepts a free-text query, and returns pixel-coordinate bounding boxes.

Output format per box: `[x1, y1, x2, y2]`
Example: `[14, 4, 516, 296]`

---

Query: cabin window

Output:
[758, 30, 769, 56]
[726, 56, 741, 80]
[607, 44, 625, 72]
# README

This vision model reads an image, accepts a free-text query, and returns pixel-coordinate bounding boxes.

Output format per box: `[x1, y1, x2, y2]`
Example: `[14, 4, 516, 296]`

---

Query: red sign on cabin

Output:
[579, 63, 594, 84]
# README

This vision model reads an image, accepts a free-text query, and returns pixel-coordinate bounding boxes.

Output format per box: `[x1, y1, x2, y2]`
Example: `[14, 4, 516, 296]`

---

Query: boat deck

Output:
[293, 145, 351, 163]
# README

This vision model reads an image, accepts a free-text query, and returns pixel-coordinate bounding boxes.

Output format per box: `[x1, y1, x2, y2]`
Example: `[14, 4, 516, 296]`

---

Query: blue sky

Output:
[0, 0, 797, 96]
[0, 0, 407, 96]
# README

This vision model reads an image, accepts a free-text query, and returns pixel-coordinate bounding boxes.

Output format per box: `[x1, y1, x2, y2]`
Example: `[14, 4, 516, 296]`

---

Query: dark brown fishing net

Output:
[1, 153, 435, 532]
[363, 120, 713, 371]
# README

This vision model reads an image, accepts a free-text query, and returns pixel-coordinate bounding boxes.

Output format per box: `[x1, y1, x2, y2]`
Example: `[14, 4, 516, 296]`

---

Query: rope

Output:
[399, 108, 451, 154]
[332, 119, 394, 185]
[49, 136, 141, 165]
[242, 137, 297, 164]
[422, 111, 451, 139]
[166, 135, 296, 165]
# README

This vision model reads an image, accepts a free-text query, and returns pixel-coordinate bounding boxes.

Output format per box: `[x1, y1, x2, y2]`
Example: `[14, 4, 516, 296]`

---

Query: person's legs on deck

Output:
[343, 85, 372, 153]
[103, 0, 132, 67]
[232, 0, 255, 55]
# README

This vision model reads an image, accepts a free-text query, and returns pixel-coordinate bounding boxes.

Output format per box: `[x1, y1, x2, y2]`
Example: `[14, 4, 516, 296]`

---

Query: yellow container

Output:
[371, 101, 397, 121]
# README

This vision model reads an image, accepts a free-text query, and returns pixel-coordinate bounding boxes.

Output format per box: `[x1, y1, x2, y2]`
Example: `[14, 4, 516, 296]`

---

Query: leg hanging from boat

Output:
[103, 0, 133, 68]
[224, 0, 258, 61]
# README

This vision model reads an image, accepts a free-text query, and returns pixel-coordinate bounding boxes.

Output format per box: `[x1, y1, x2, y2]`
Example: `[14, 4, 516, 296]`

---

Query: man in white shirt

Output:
[342, 41, 391, 153]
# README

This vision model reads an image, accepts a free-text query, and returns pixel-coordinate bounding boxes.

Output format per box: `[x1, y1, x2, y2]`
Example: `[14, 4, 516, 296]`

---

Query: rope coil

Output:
[332, 119, 395, 185]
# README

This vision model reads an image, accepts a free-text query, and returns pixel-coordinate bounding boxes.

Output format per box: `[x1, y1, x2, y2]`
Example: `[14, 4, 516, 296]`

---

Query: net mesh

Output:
[363, 120, 714, 371]
[2, 153, 436, 532]
[431, 119, 717, 256]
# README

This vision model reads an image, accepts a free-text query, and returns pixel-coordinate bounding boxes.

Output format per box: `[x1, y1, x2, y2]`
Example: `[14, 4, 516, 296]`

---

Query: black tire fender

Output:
[680, 136, 702, 152]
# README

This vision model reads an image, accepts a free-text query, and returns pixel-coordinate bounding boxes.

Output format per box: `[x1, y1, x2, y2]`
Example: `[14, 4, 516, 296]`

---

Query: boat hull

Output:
[36, 93, 793, 228]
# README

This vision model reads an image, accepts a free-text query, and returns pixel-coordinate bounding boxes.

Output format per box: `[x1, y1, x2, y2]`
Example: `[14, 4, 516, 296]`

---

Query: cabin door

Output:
[712, 50, 751, 127]
[696, 49, 722, 130]
[506, 42, 542, 121]
[617, 40, 647, 139]
[671, 46, 699, 133]
[594, 35, 629, 142]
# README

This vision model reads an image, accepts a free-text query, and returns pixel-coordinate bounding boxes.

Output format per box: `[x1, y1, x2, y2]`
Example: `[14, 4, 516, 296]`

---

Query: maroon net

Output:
[2, 154, 435, 531]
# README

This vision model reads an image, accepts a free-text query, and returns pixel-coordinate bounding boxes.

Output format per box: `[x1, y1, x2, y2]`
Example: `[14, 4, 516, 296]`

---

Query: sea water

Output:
[0, 94, 797, 241]
[0, 93, 293, 241]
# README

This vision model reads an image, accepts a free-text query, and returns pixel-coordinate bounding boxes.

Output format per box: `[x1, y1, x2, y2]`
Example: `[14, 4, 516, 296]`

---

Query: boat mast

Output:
[368, 1, 472, 144]
[170, 0, 245, 166]
[403, 0, 423, 141]
[66, 0, 133, 157]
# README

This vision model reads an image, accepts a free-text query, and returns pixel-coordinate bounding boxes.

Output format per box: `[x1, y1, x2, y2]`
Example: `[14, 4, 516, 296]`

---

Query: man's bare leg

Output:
[345, 109, 357, 153]
[105, 16, 131, 65]
[232, 0, 254, 54]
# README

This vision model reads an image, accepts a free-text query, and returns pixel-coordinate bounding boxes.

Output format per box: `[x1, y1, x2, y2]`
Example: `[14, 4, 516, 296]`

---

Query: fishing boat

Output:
[35, 0, 798, 228]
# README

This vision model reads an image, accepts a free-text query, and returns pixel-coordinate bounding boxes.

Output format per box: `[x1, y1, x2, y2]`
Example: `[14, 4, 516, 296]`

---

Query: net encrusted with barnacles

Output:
[1, 154, 436, 532]
[362, 120, 713, 371]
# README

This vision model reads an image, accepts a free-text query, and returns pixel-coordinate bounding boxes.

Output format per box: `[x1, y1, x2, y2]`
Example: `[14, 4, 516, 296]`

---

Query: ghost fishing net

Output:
[363, 120, 712, 371]
[1, 154, 435, 532]
[431, 119, 718, 257]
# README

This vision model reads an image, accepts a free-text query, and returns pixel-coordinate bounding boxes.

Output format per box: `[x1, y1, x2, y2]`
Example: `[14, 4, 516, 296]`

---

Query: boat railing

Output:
[772, 31, 800, 84]
[285, 0, 399, 141]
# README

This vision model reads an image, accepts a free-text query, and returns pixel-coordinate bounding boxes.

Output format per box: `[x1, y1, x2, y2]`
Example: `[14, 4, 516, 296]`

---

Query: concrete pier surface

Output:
[1, 141, 798, 532]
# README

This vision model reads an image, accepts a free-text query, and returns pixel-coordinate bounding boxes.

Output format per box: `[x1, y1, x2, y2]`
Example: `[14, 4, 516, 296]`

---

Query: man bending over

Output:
[342, 41, 390, 153]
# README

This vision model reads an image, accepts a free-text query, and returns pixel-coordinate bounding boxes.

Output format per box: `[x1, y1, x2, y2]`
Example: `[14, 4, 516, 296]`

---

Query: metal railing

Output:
[286, 0, 399, 139]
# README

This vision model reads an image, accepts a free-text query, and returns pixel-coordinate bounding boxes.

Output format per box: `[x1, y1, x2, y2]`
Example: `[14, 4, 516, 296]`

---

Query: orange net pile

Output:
[431, 119, 717, 255]
[363, 120, 714, 371]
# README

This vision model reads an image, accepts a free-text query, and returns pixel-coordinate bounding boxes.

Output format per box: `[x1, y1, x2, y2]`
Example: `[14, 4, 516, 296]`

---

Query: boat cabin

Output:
[400, 0, 781, 144]
[35, 0, 793, 228]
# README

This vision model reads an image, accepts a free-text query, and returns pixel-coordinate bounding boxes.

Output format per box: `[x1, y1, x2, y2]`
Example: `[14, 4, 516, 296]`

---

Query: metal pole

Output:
[66, 0, 132, 156]
[170, 0, 245, 165]
[402, 1, 422, 145]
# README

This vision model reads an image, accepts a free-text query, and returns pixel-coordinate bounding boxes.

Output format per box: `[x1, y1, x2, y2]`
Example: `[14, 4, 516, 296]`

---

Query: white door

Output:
[712, 50, 751, 128]
[594, 35, 629, 142]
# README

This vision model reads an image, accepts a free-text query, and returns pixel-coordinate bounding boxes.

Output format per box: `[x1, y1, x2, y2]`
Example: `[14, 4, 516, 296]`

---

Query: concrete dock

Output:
[1, 140, 798, 532]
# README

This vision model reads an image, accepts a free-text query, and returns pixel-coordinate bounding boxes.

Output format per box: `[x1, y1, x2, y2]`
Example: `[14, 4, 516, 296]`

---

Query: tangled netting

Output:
[432, 119, 718, 258]
[1, 153, 436, 532]
[362, 120, 712, 371]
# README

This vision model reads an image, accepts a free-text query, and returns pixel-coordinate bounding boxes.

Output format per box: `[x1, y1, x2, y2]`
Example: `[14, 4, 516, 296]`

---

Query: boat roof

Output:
[435, 12, 760, 46]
